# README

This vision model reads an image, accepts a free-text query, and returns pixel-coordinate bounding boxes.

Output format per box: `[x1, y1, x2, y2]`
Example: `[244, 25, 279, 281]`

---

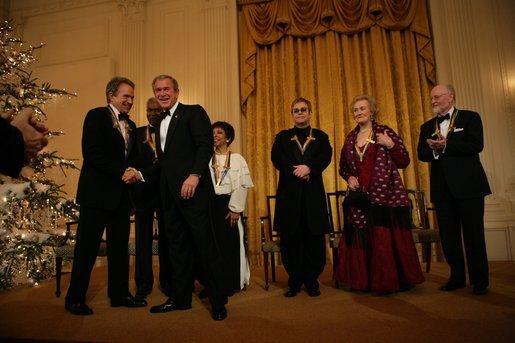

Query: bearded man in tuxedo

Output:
[417, 84, 491, 295]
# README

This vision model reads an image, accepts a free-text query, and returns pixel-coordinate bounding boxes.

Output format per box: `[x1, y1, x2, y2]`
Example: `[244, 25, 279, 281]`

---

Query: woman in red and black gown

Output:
[335, 95, 424, 294]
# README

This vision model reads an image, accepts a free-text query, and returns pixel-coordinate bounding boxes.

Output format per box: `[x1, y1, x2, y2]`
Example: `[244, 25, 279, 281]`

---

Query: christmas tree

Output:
[0, 21, 79, 289]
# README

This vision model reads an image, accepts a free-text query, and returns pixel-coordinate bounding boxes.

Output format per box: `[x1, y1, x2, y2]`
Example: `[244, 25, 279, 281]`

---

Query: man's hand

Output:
[181, 174, 200, 199]
[8, 108, 49, 161]
[122, 167, 142, 184]
[293, 164, 310, 180]
[427, 137, 446, 154]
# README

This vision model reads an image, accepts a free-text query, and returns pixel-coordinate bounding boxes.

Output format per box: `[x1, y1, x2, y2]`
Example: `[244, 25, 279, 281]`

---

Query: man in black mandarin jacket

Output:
[272, 97, 332, 298]
[65, 77, 147, 315]
[131, 97, 171, 298]
[417, 84, 491, 295]
[143, 75, 228, 321]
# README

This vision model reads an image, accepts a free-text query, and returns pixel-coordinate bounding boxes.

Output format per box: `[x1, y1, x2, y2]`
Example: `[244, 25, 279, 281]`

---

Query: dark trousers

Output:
[435, 185, 489, 288]
[66, 205, 131, 303]
[280, 217, 326, 291]
[211, 194, 241, 292]
[134, 207, 171, 294]
[162, 197, 227, 308]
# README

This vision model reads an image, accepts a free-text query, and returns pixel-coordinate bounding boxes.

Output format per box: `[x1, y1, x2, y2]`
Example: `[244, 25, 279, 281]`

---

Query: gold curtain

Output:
[239, 0, 437, 266]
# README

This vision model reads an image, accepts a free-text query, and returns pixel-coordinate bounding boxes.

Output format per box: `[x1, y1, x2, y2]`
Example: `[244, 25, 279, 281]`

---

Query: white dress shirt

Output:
[159, 102, 179, 152]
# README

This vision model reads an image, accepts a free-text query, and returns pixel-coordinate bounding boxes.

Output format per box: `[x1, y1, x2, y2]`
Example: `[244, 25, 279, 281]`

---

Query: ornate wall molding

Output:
[10, 0, 111, 18]
[117, 0, 147, 16]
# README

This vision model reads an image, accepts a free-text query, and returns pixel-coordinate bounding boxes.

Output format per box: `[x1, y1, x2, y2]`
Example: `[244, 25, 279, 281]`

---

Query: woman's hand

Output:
[347, 176, 360, 191]
[376, 131, 394, 149]
[226, 211, 240, 227]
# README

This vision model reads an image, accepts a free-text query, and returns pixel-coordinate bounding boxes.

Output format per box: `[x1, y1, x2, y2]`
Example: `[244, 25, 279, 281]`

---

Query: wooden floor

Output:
[0, 261, 514, 342]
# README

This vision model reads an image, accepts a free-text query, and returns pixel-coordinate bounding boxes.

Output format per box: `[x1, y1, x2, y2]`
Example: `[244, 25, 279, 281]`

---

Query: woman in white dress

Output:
[209, 121, 253, 294]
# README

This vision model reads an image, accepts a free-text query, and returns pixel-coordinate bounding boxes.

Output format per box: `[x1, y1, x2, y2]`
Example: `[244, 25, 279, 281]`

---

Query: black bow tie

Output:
[149, 126, 156, 134]
[118, 112, 130, 121]
[437, 113, 450, 123]
[162, 110, 171, 117]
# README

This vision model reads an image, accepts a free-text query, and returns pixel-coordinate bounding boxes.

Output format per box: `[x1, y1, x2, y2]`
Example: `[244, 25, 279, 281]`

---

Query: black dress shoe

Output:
[439, 283, 466, 292]
[65, 301, 93, 315]
[150, 299, 192, 313]
[212, 305, 227, 321]
[307, 288, 321, 297]
[111, 294, 147, 307]
[473, 286, 488, 295]
[284, 289, 299, 298]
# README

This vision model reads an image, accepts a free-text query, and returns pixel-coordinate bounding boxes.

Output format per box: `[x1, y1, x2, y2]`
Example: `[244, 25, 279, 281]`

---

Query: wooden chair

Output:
[326, 190, 346, 287]
[259, 195, 281, 290]
[53, 220, 103, 297]
[53, 218, 158, 297]
[406, 189, 440, 273]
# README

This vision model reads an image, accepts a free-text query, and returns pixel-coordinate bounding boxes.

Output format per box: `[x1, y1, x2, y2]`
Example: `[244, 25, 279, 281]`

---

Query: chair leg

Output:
[332, 248, 339, 288]
[271, 253, 276, 282]
[263, 252, 270, 291]
[425, 242, 432, 273]
[55, 256, 63, 297]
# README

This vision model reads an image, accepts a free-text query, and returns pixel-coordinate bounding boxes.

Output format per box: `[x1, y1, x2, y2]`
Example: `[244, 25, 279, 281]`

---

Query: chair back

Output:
[326, 191, 346, 235]
[261, 195, 280, 242]
[406, 189, 430, 230]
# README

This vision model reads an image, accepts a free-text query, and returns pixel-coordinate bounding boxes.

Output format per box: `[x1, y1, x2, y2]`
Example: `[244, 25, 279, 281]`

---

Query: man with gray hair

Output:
[65, 77, 147, 315]
[417, 84, 491, 295]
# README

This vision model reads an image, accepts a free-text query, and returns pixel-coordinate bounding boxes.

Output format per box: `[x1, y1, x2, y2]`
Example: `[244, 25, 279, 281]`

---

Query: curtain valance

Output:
[240, 0, 432, 44]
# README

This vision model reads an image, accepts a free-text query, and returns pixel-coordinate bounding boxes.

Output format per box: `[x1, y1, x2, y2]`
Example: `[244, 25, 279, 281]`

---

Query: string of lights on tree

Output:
[0, 20, 80, 289]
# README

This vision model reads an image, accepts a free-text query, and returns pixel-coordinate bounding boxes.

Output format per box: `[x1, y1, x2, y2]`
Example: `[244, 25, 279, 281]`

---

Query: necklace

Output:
[432, 108, 459, 138]
[107, 106, 129, 151]
[354, 129, 375, 162]
[211, 150, 231, 186]
[290, 127, 316, 155]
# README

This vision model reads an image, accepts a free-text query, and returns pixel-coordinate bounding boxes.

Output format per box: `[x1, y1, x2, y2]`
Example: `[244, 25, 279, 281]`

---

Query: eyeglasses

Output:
[430, 93, 449, 101]
[292, 107, 309, 114]
[147, 108, 162, 113]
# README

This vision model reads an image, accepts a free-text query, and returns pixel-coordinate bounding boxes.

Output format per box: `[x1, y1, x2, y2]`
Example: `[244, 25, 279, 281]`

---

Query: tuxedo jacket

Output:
[76, 106, 136, 210]
[150, 103, 214, 209]
[0, 117, 24, 177]
[417, 109, 491, 202]
[271, 127, 332, 235]
[131, 125, 160, 210]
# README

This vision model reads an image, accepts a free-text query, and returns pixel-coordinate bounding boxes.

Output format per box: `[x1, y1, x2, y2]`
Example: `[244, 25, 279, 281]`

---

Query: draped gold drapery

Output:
[239, 0, 437, 266]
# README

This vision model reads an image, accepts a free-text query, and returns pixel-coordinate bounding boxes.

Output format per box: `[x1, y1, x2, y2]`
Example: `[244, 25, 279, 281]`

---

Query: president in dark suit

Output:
[65, 77, 147, 315]
[271, 97, 332, 298]
[145, 75, 227, 320]
[131, 97, 171, 298]
[417, 84, 491, 295]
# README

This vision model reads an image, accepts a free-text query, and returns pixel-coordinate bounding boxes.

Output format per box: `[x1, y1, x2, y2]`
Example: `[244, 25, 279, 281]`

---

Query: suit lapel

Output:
[163, 103, 183, 154]
[126, 121, 136, 157]
[445, 108, 460, 139]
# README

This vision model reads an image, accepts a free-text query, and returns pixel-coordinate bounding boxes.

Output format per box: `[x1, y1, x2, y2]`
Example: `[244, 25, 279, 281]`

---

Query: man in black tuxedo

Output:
[417, 84, 491, 295]
[131, 97, 171, 298]
[143, 75, 228, 320]
[271, 97, 332, 298]
[65, 77, 147, 315]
